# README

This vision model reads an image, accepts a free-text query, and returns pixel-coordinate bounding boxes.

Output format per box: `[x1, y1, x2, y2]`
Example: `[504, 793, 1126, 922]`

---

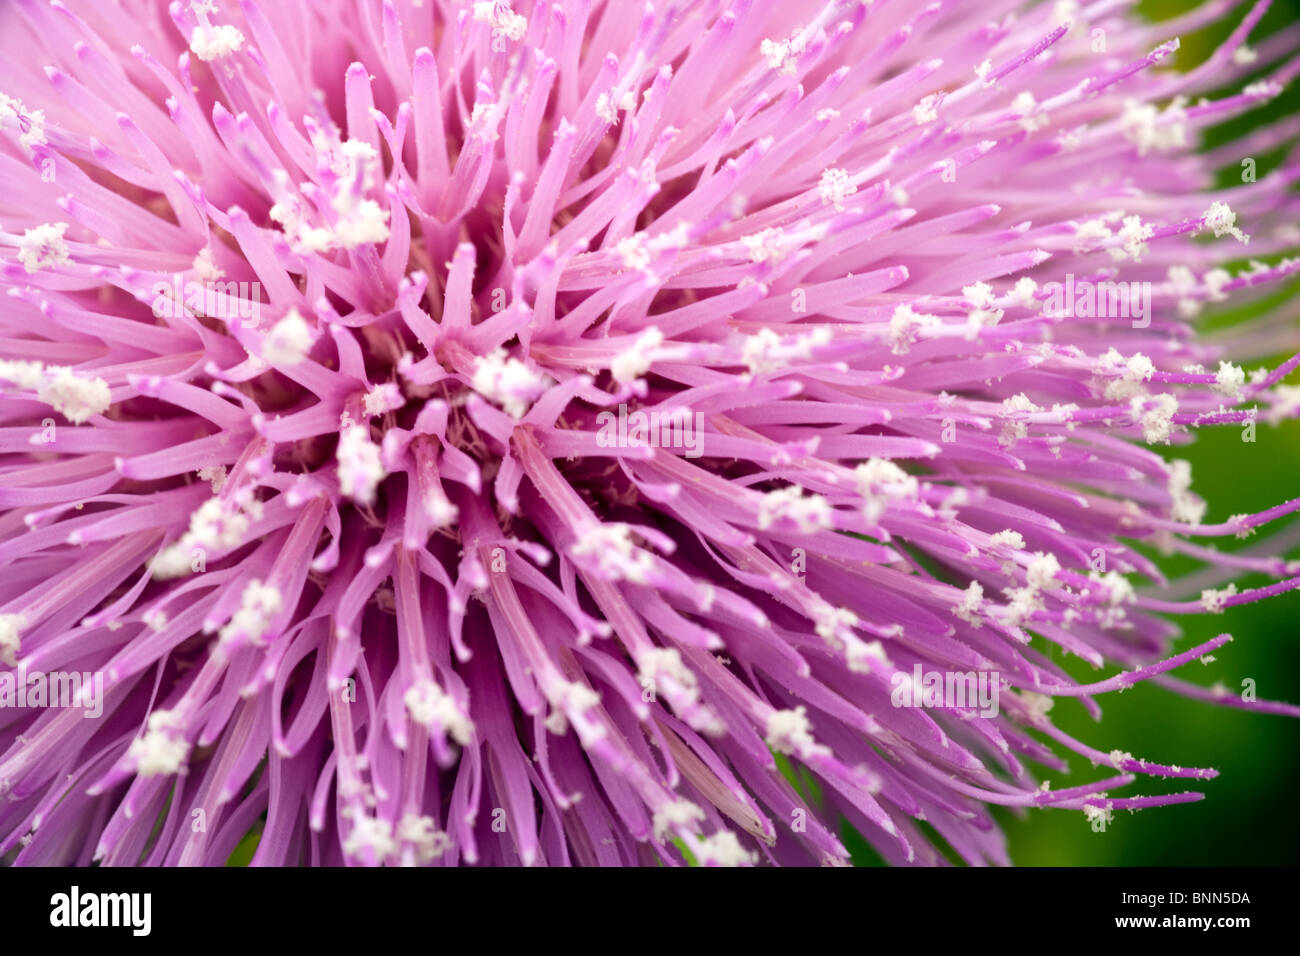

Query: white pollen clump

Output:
[975, 59, 993, 81]
[424, 488, 458, 529]
[998, 393, 1041, 446]
[149, 546, 194, 580]
[1013, 277, 1039, 308]
[1100, 349, 1154, 401]
[193, 246, 224, 282]
[38, 367, 112, 424]
[740, 326, 830, 375]
[1054, 0, 1080, 29]
[0, 93, 46, 151]
[818, 167, 857, 210]
[595, 91, 620, 124]
[544, 679, 603, 737]
[272, 161, 390, 254]
[1119, 97, 1188, 156]
[190, 496, 251, 550]
[638, 647, 706, 714]
[1243, 80, 1280, 99]
[758, 487, 834, 533]
[912, 94, 939, 125]
[854, 458, 917, 496]
[1203, 267, 1232, 301]
[404, 680, 475, 745]
[845, 637, 888, 674]
[571, 522, 655, 583]
[760, 37, 786, 67]
[471, 349, 552, 419]
[953, 581, 985, 626]
[470, 104, 496, 134]
[0, 359, 47, 390]
[1111, 215, 1154, 262]
[472, 1, 527, 41]
[342, 815, 399, 863]
[219, 579, 283, 647]
[1229, 513, 1255, 540]
[1056, 127, 1084, 151]
[361, 383, 399, 417]
[127, 710, 190, 776]
[1167, 460, 1205, 525]
[337, 425, 387, 504]
[1167, 265, 1200, 316]
[854, 458, 919, 523]
[1200, 583, 1238, 613]
[1125, 353, 1155, 384]
[331, 198, 391, 249]
[1026, 552, 1061, 590]
[152, 493, 259, 579]
[889, 304, 939, 355]
[611, 329, 665, 385]
[1052, 402, 1080, 429]
[17, 222, 71, 273]
[1072, 218, 1114, 255]
[652, 799, 706, 841]
[396, 814, 453, 864]
[595, 91, 621, 124]
[765, 706, 829, 759]
[695, 831, 758, 866]
[1019, 690, 1054, 722]
[990, 529, 1025, 550]
[1200, 201, 1248, 243]
[261, 309, 314, 365]
[998, 586, 1045, 628]
[1213, 361, 1245, 399]
[1233, 45, 1258, 65]
[1109, 749, 1134, 769]
[1082, 804, 1113, 827]
[962, 282, 996, 308]
[1094, 571, 1136, 606]
[615, 233, 653, 271]
[810, 601, 858, 645]
[1013, 91, 1047, 132]
[0, 613, 25, 666]
[1265, 384, 1300, 426]
[602, 89, 640, 125]
[197, 464, 227, 493]
[189, 24, 245, 61]
[740, 227, 790, 264]
[760, 35, 805, 75]
[1131, 393, 1179, 444]
[964, 306, 1002, 340]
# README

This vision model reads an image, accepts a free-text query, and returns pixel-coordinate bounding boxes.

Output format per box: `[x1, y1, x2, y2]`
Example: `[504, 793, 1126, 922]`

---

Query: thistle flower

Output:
[0, 0, 1297, 867]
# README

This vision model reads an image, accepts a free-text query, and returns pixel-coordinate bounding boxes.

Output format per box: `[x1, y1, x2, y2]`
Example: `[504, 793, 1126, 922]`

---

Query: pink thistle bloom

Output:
[0, 0, 1298, 867]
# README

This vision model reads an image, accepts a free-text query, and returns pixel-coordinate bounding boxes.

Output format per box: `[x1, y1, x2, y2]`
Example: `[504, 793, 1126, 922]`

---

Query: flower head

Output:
[0, 0, 1298, 867]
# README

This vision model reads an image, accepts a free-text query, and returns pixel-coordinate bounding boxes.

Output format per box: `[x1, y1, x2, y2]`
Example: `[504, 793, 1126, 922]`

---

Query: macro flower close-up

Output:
[1, 0, 1298, 870]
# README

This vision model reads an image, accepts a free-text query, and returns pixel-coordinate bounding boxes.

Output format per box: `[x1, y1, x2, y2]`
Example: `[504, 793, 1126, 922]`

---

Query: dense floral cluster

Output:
[0, 0, 1297, 866]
